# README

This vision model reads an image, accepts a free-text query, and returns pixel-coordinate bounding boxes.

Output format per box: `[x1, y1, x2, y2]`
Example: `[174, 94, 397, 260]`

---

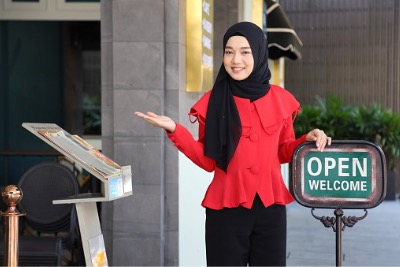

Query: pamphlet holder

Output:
[22, 123, 133, 267]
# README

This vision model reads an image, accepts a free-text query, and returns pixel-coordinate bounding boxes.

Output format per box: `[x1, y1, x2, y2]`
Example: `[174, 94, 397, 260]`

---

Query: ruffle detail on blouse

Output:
[201, 168, 249, 209]
[188, 91, 211, 124]
[254, 85, 301, 131]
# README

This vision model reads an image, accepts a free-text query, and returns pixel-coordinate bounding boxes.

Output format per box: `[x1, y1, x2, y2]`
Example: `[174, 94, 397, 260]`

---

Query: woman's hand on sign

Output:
[306, 129, 332, 151]
[134, 111, 177, 133]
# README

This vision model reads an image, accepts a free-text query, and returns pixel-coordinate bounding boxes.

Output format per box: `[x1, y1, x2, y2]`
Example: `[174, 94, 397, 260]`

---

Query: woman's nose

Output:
[232, 53, 241, 63]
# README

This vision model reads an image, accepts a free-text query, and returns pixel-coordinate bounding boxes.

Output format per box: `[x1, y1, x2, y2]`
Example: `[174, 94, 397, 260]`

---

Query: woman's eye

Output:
[224, 51, 233, 55]
[242, 51, 252, 55]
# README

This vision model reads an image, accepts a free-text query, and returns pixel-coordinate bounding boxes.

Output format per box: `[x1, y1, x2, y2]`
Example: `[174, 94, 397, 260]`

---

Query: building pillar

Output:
[100, 0, 180, 265]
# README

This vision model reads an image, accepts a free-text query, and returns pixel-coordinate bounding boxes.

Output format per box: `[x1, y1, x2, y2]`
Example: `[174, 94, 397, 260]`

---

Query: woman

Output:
[135, 21, 331, 266]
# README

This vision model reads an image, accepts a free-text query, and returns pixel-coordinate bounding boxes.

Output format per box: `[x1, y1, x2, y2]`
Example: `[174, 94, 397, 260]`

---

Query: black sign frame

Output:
[290, 140, 386, 209]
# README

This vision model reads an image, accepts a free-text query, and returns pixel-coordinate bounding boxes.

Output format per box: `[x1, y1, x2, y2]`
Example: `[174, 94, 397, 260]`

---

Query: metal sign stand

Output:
[290, 141, 386, 267]
[311, 208, 368, 267]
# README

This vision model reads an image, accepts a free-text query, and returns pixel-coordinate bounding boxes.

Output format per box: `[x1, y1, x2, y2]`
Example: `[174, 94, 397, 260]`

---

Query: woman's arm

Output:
[167, 123, 215, 172]
[134, 111, 215, 172]
[278, 115, 331, 163]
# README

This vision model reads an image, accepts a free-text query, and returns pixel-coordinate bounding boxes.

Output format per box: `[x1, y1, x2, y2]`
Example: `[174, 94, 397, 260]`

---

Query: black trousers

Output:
[205, 195, 287, 266]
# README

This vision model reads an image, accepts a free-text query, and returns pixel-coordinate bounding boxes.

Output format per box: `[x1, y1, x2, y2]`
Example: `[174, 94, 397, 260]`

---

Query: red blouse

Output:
[167, 85, 307, 210]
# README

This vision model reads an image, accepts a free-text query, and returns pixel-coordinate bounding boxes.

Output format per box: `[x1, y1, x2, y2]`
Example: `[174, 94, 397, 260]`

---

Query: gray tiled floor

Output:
[287, 199, 400, 266]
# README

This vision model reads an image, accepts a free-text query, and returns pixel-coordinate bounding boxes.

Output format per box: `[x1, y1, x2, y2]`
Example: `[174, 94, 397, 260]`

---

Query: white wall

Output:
[179, 154, 212, 266]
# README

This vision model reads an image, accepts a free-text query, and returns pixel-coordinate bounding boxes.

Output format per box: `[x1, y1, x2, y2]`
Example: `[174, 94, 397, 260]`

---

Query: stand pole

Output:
[75, 201, 107, 267]
[311, 208, 367, 267]
[334, 209, 343, 267]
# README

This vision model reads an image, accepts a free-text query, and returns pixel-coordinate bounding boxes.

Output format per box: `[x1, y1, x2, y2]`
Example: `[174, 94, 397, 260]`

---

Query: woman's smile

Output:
[231, 67, 245, 73]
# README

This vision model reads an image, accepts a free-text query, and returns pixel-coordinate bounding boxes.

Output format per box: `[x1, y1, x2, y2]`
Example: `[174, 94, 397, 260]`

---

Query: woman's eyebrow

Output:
[225, 46, 251, 50]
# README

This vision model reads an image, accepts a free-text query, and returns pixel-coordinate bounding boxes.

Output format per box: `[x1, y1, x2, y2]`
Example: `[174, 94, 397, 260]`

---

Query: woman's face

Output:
[223, 36, 254, 81]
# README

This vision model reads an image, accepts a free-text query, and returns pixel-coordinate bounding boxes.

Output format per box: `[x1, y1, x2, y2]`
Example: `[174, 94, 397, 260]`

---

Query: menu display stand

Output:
[22, 123, 133, 267]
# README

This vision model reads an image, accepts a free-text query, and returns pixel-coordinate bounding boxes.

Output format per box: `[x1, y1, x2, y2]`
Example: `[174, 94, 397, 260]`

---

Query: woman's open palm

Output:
[134, 111, 176, 133]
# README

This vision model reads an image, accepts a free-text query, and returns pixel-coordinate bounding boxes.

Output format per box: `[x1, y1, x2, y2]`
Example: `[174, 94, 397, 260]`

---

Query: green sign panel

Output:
[291, 141, 386, 209]
[304, 151, 372, 199]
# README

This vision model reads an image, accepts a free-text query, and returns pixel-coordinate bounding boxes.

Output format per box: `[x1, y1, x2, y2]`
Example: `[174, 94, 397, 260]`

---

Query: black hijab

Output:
[204, 21, 271, 172]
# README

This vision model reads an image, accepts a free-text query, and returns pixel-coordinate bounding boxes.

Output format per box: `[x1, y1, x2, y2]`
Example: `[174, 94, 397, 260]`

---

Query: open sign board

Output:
[290, 140, 386, 209]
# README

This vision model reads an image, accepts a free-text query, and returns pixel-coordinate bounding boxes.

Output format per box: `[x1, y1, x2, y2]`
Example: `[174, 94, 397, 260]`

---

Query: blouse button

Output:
[250, 166, 260, 175]
[249, 134, 258, 142]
